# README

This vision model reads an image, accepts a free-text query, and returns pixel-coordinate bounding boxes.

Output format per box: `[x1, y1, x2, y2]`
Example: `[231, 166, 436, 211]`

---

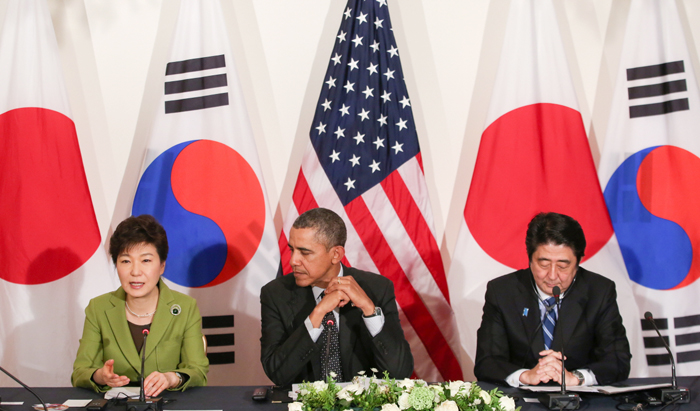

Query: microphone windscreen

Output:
[552, 286, 561, 297]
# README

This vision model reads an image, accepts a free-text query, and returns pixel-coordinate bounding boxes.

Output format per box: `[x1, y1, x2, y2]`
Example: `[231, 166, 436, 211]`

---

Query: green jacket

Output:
[71, 279, 209, 392]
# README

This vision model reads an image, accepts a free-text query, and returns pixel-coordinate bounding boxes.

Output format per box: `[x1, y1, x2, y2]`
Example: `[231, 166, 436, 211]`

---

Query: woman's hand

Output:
[143, 371, 179, 397]
[93, 359, 130, 387]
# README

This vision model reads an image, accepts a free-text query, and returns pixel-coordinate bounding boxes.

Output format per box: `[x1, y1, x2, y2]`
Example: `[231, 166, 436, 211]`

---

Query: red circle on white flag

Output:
[465, 103, 612, 269]
[0, 108, 100, 284]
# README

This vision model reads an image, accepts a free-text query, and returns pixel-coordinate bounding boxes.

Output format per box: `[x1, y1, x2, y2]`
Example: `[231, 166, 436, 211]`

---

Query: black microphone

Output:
[553, 287, 566, 396]
[323, 317, 335, 379]
[140, 329, 148, 402]
[127, 328, 163, 411]
[0, 365, 48, 411]
[644, 311, 690, 404]
[540, 286, 581, 410]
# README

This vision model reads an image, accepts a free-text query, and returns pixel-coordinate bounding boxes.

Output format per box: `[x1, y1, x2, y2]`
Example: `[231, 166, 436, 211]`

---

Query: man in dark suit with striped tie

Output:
[474, 212, 631, 387]
[260, 208, 413, 386]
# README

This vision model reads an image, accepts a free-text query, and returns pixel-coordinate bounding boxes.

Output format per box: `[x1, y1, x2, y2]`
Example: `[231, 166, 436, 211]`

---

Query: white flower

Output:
[430, 385, 444, 402]
[312, 380, 328, 392]
[398, 392, 411, 410]
[299, 388, 309, 396]
[346, 382, 364, 395]
[434, 400, 458, 411]
[381, 404, 400, 411]
[499, 396, 516, 411]
[336, 387, 353, 401]
[378, 384, 389, 394]
[330, 371, 337, 379]
[447, 381, 464, 395]
[479, 390, 491, 404]
[288, 402, 303, 411]
[463, 382, 472, 392]
[357, 370, 366, 375]
[398, 378, 415, 390]
[371, 367, 379, 373]
[473, 399, 481, 405]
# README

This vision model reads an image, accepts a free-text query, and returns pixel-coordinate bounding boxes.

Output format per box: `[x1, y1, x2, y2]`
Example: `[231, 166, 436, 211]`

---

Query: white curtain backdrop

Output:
[2, 0, 700, 386]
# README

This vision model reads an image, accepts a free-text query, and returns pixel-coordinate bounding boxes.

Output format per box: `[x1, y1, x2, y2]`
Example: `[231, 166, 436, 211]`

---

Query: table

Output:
[1, 377, 698, 411]
[497, 376, 699, 409]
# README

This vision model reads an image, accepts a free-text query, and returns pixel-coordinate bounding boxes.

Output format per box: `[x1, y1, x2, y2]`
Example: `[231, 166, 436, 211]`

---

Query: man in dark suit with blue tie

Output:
[260, 208, 413, 386]
[474, 212, 631, 387]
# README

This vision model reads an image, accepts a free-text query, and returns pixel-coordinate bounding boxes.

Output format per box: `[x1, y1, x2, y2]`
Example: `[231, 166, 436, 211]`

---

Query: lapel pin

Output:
[522, 308, 529, 317]
[170, 304, 182, 316]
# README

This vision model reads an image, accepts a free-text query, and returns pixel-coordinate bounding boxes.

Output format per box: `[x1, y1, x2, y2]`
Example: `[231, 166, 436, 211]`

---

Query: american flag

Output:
[278, 0, 462, 381]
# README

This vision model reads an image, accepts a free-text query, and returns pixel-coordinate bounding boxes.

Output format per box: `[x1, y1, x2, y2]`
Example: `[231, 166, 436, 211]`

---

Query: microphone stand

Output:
[127, 329, 163, 411]
[323, 318, 334, 379]
[558, 292, 568, 397]
[540, 287, 581, 410]
[644, 312, 690, 404]
[0, 365, 48, 411]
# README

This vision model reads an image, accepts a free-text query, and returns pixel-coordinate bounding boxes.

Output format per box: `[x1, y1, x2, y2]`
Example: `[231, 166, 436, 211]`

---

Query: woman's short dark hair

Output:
[292, 208, 347, 250]
[525, 212, 586, 264]
[109, 215, 168, 265]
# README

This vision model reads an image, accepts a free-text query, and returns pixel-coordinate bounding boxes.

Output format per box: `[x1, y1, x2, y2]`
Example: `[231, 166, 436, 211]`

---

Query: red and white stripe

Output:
[280, 143, 462, 382]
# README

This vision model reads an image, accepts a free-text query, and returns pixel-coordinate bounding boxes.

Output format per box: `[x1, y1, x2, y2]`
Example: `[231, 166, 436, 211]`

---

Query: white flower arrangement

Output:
[290, 371, 519, 411]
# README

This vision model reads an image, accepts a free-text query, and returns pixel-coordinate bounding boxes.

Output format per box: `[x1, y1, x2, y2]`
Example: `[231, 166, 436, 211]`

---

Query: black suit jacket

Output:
[474, 267, 631, 385]
[260, 266, 413, 386]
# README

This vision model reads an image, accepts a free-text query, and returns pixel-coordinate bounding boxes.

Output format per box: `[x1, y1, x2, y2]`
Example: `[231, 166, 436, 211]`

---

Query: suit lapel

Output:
[339, 302, 359, 377]
[145, 279, 175, 360]
[339, 268, 361, 377]
[287, 282, 316, 328]
[286, 281, 320, 378]
[554, 272, 586, 350]
[105, 290, 142, 373]
[515, 270, 545, 362]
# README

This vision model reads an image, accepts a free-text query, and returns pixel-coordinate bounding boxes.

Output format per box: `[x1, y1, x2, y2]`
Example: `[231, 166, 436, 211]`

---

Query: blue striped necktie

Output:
[543, 297, 557, 350]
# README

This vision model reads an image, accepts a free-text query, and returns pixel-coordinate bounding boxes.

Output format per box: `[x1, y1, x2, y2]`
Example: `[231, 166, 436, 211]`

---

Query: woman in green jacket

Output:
[72, 215, 208, 395]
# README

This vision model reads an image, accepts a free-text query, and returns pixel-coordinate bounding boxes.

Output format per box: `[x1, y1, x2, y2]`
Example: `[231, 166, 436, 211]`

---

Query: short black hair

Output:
[526, 212, 586, 264]
[109, 215, 168, 265]
[292, 208, 347, 250]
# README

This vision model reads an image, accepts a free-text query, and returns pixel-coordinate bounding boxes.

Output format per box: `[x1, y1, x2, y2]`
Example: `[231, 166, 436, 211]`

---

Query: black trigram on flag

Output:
[164, 54, 229, 114]
[202, 314, 235, 365]
[641, 314, 700, 366]
[627, 60, 689, 118]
